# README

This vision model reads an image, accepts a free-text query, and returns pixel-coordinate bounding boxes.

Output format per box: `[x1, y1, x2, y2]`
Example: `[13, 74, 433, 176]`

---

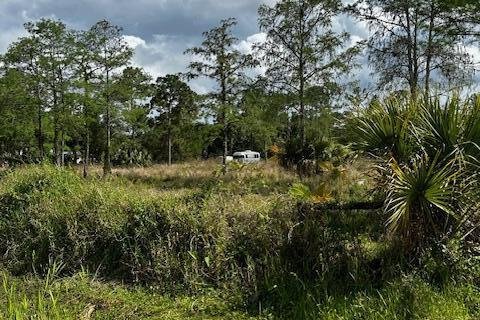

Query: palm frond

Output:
[461, 96, 480, 158]
[353, 98, 413, 162]
[417, 97, 461, 160]
[385, 152, 458, 239]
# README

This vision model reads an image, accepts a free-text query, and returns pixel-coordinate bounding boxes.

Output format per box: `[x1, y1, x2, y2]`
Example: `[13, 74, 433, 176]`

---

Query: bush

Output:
[352, 96, 480, 255]
[112, 141, 152, 166]
[0, 165, 295, 292]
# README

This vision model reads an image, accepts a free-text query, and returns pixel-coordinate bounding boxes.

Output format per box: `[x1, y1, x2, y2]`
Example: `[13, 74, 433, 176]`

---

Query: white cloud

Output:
[351, 34, 364, 43]
[132, 34, 190, 75]
[2, 0, 478, 95]
[123, 35, 146, 49]
[125, 34, 214, 94]
[234, 32, 266, 54]
[466, 45, 480, 63]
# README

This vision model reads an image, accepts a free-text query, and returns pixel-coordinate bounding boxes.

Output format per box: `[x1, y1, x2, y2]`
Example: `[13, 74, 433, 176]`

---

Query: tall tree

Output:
[113, 67, 152, 141]
[111, 66, 152, 165]
[347, 0, 480, 96]
[71, 28, 103, 177]
[3, 19, 78, 165]
[257, 0, 361, 163]
[237, 86, 288, 158]
[0, 68, 37, 161]
[90, 20, 133, 176]
[150, 74, 196, 165]
[185, 18, 256, 173]
[3, 32, 46, 160]
[25, 19, 74, 165]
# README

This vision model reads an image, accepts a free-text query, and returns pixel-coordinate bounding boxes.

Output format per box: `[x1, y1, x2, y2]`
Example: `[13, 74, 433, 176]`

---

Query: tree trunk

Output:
[299, 77, 305, 155]
[60, 76, 66, 167]
[73, 148, 78, 164]
[83, 71, 91, 178]
[168, 105, 172, 166]
[53, 89, 61, 166]
[83, 131, 90, 179]
[61, 130, 65, 166]
[32, 57, 44, 161]
[425, 0, 435, 95]
[412, 8, 419, 98]
[103, 67, 112, 176]
[298, 3, 306, 162]
[37, 98, 44, 161]
[103, 104, 111, 175]
[53, 127, 60, 165]
[168, 130, 172, 166]
[220, 70, 228, 175]
[404, 4, 418, 99]
[223, 121, 228, 169]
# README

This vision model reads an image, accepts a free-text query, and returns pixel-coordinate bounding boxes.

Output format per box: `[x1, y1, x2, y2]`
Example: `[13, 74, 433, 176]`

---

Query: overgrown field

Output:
[0, 161, 478, 319]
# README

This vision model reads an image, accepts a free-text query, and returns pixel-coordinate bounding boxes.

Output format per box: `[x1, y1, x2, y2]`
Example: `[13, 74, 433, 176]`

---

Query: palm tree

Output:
[353, 95, 479, 251]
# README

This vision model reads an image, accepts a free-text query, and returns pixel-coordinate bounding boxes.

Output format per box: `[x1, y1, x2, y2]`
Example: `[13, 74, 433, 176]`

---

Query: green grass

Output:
[2, 270, 478, 319]
[0, 270, 265, 319]
[0, 161, 477, 319]
[318, 277, 479, 320]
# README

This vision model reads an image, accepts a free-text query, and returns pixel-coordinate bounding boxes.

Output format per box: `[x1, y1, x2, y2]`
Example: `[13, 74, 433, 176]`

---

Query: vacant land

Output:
[0, 160, 478, 319]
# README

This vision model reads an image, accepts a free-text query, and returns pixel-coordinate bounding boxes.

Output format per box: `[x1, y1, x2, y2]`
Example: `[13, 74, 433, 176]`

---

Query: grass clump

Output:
[0, 164, 296, 293]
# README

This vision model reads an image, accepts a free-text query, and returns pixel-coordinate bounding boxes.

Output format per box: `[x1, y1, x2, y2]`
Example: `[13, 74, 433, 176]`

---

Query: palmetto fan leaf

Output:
[418, 96, 480, 160]
[417, 98, 461, 159]
[354, 98, 413, 162]
[385, 153, 458, 238]
[462, 96, 480, 158]
[354, 95, 479, 249]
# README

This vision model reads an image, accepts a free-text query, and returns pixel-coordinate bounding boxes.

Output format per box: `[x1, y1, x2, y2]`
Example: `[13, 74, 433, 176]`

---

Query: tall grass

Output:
[0, 164, 297, 292]
[0, 161, 477, 319]
[1, 263, 65, 319]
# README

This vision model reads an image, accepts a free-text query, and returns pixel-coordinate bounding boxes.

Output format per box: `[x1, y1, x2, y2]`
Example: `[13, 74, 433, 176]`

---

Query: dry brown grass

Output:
[76, 160, 297, 193]
[72, 158, 377, 204]
[113, 160, 219, 180]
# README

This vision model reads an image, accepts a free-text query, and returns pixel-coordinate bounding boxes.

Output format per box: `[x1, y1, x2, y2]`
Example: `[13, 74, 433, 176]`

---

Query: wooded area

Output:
[0, 0, 477, 174]
[1, 0, 480, 319]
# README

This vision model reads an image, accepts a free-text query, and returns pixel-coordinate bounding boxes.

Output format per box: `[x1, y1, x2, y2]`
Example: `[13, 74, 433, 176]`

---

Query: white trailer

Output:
[232, 150, 261, 163]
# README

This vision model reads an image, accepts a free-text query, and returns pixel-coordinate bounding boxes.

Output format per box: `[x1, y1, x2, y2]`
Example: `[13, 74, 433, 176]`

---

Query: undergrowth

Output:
[0, 161, 477, 319]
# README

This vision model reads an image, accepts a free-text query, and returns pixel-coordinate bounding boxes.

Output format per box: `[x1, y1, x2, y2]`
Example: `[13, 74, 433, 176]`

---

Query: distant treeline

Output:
[0, 0, 479, 175]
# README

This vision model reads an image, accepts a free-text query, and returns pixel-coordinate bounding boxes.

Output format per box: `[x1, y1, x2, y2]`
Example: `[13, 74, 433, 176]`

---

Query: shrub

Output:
[351, 97, 414, 162]
[353, 96, 480, 254]
[0, 164, 296, 293]
[385, 153, 459, 251]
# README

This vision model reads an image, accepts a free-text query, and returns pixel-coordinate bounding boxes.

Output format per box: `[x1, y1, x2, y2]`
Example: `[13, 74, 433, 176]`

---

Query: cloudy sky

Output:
[1, 0, 478, 94]
[0, 0, 377, 93]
